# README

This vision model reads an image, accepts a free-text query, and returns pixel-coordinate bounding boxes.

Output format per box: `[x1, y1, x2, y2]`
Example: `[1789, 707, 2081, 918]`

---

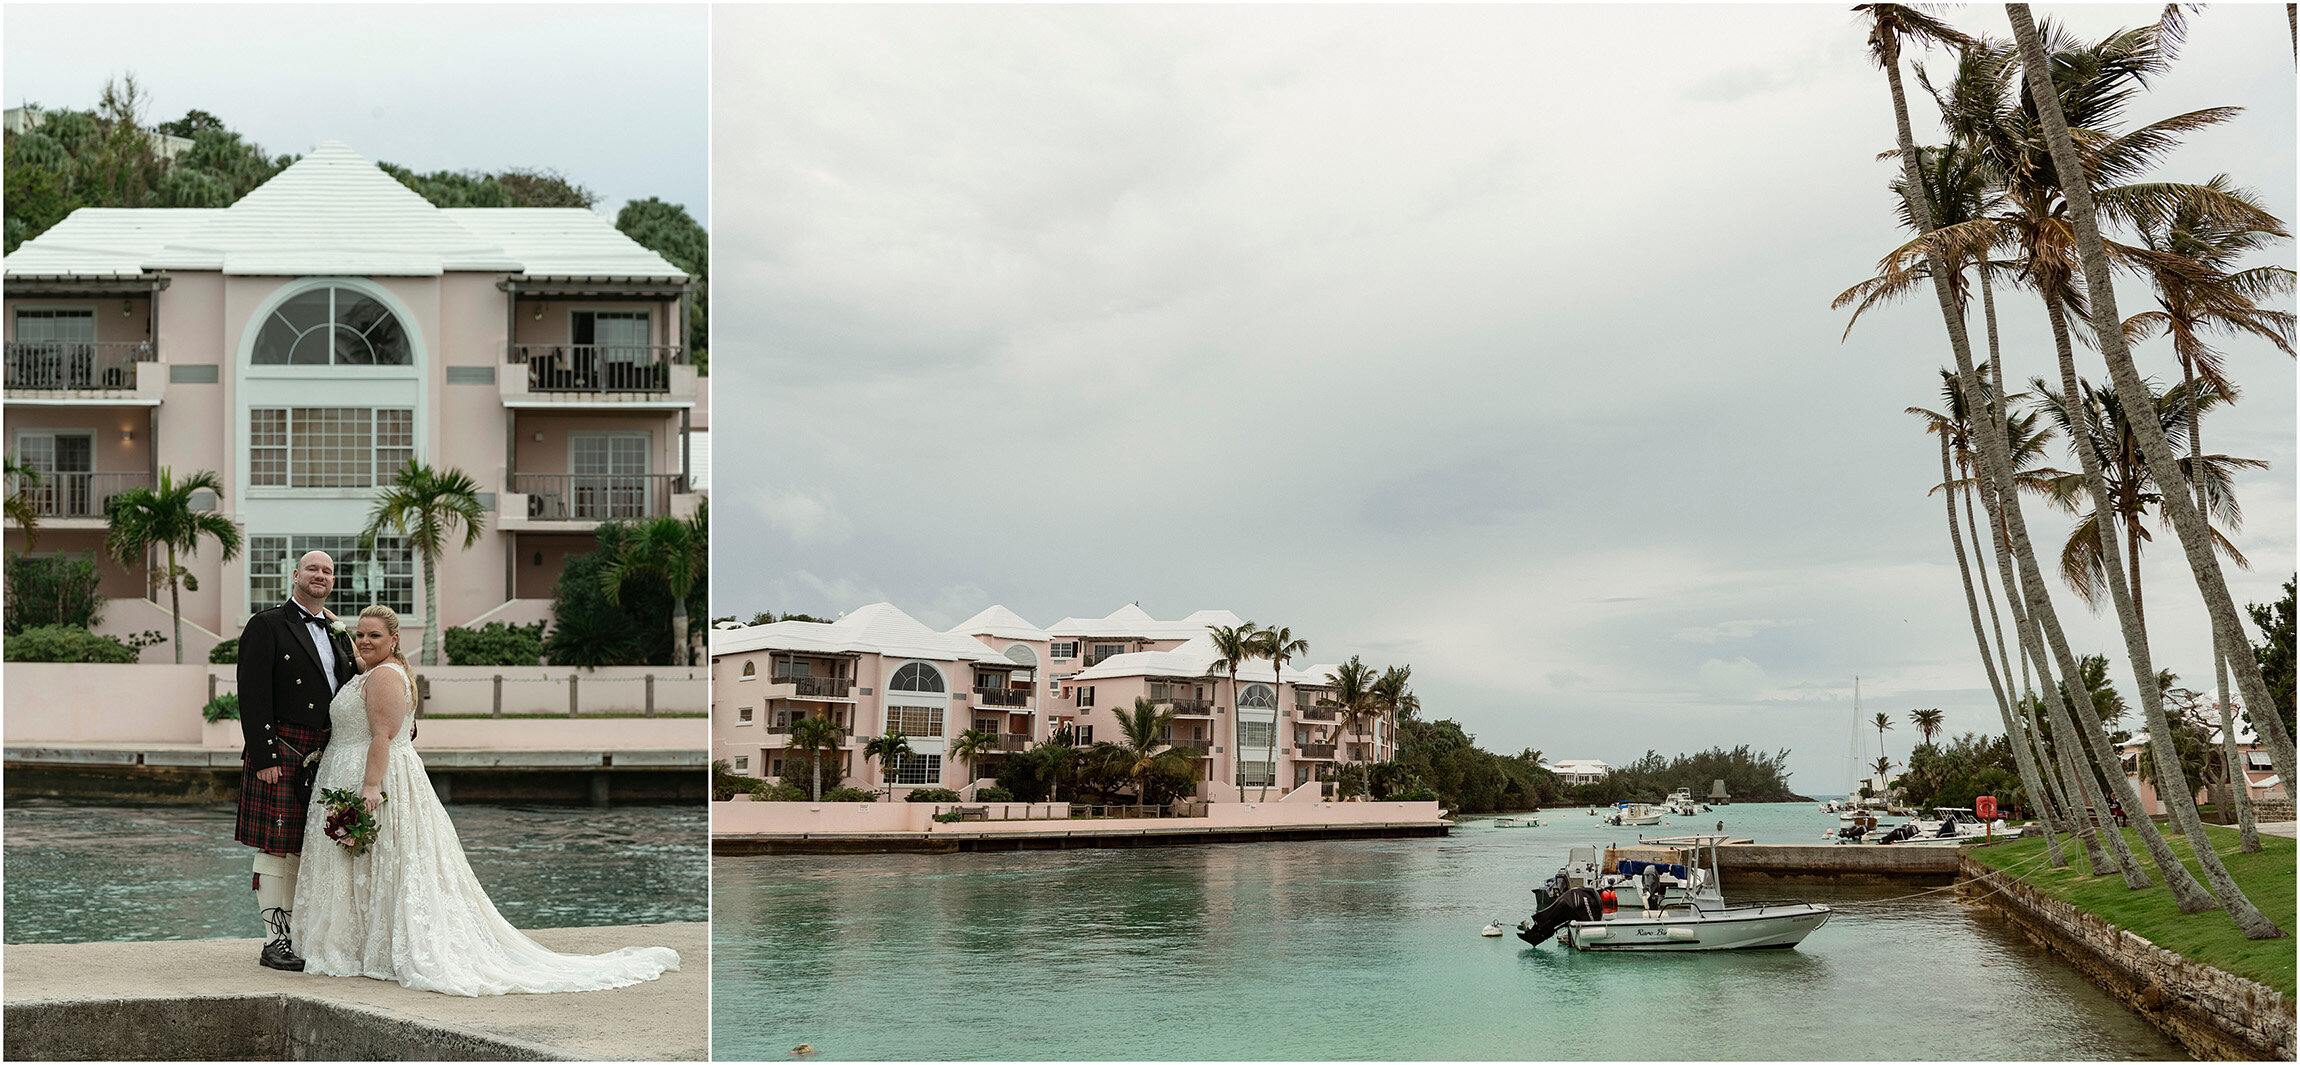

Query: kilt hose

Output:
[235, 721, 330, 853]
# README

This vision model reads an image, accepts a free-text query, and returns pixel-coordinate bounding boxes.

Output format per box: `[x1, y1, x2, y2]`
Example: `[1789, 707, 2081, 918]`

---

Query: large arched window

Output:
[889, 662, 946, 693]
[1003, 644, 1038, 668]
[252, 285, 412, 365]
[1239, 683, 1276, 709]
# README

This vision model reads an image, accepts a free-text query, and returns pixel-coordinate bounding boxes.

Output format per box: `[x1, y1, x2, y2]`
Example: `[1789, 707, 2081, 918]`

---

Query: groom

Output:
[235, 549, 357, 971]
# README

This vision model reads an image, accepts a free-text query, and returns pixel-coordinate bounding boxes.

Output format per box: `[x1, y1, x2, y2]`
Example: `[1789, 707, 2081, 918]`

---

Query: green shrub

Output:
[543, 520, 706, 667]
[906, 787, 961, 803]
[202, 692, 240, 722]
[4, 554, 104, 635]
[444, 621, 545, 666]
[973, 785, 1014, 802]
[712, 759, 770, 801]
[208, 637, 239, 664]
[822, 787, 876, 803]
[1390, 786, 1439, 802]
[3, 624, 145, 663]
[760, 782, 808, 802]
[932, 811, 963, 823]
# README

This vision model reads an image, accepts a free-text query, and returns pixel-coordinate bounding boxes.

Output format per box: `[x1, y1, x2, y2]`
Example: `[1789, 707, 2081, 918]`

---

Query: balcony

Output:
[1156, 697, 1214, 715]
[972, 685, 1031, 708]
[771, 675, 855, 700]
[1296, 743, 1337, 760]
[4, 471, 150, 526]
[997, 733, 1030, 752]
[501, 473, 699, 531]
[1297, 706, 1337, 721]
[1166, 738, 1213, 753]
[501, 344, 698, 408]
[5, 342, 165, 404]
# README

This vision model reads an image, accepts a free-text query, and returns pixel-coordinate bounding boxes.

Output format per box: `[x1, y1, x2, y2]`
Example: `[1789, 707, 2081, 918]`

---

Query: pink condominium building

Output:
[2, 144, 700, 654]
[710, 603, 1401, 799]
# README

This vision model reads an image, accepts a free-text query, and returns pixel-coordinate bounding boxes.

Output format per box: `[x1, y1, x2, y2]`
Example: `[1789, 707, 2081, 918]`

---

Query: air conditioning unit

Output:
[527, 492, 565, 519]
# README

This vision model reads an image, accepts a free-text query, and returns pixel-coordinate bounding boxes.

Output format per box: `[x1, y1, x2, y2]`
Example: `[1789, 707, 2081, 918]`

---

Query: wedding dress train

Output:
[293, 662, 679, 996]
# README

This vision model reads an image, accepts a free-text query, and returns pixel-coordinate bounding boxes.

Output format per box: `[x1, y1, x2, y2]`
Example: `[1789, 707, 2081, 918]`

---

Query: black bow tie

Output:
[301, 614, 331, 628]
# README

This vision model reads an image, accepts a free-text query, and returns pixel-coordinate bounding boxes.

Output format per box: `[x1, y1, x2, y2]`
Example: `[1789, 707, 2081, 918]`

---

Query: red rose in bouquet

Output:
[317, 786, 387, 856]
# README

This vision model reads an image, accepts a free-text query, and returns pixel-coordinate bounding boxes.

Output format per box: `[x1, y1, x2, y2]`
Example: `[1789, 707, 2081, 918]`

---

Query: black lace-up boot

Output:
[260, 906, 305, 971]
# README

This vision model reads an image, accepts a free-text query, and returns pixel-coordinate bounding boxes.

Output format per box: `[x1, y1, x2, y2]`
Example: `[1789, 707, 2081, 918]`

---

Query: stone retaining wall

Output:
[1959, 854, 2293, 1060]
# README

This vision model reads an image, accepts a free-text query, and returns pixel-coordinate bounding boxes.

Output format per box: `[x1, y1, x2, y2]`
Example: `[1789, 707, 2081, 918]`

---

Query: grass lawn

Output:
[1968, 823, 2296, 997]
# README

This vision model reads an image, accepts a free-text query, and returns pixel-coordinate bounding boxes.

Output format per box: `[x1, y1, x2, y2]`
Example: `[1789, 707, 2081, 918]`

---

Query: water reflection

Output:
[715, 804, 2188, 1060]
[4, 799, 706, 943]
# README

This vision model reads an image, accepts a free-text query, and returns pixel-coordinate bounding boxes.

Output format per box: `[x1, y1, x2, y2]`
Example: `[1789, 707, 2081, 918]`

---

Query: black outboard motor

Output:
[1518, 885, 1605, 945]
[1641, 865, 1665, 911]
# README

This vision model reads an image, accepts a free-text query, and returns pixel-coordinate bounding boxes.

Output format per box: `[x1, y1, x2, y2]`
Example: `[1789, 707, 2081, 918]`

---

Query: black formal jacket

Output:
[237, 601, 357, 771]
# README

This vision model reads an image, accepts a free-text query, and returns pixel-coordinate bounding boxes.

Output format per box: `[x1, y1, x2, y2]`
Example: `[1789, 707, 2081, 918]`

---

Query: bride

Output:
[293, 604, 679, 995]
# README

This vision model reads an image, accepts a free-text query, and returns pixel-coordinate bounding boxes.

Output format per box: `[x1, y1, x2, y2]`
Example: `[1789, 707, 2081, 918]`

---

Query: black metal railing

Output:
[511, 472, 683, 521]
[973, 685, 1031, 707]
[1297, 706, 1337, 721]
[5, 341, 155, 390]
[511, 344, 682, 393]
[775, 675, 854, 698]
[1296, 743, 1337, 759]
[5, 471, 150, 518]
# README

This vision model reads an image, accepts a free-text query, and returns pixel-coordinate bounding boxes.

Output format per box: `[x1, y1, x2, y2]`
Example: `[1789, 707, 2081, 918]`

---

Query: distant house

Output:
[1550, 759, 1610, 786]
[2117, 725, 2286, 816]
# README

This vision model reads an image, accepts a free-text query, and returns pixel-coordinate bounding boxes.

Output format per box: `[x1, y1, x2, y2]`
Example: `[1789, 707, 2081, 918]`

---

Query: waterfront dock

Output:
[2, 923, 706, 1061]
[1712, 841, 1963, 880]
[717, 819, 1451, 854]
[4, 744, 708, 804]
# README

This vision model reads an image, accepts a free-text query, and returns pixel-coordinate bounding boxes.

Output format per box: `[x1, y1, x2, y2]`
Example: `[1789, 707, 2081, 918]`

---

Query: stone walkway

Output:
[4, 923, 705, 1060]
[2255, 820, 2297, 839]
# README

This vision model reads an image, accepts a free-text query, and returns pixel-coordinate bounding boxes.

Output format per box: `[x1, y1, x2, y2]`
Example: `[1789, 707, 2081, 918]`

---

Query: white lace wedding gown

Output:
[293, 662, 679, 996]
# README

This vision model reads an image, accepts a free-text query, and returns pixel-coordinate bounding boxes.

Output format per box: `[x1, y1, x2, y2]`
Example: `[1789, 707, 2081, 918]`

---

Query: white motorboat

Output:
[1605, 803, 1664, 826]
[1516, 836, 1832, 952]
[1876, 807, 2006, 846]
[1492, 815, 1547, 828]
[1662, 788, 1701, 816]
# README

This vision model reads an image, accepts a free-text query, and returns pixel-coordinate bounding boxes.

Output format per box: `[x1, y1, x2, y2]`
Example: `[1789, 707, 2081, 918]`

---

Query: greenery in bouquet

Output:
[318, 786, 387, 856]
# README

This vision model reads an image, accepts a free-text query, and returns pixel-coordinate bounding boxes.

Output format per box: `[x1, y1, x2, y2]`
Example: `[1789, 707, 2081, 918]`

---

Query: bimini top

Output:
[4, 142, 685, 281]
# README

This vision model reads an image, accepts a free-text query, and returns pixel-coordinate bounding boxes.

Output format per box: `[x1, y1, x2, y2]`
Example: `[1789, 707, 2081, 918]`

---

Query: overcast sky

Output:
[4, 4, 707, 224]
[718, 4, 2297, 796]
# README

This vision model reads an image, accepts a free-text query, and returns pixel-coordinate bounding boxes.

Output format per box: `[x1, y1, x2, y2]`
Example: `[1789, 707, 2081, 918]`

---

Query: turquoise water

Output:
[712, 803, 2185, 1060]
[3, 799, 708, 943]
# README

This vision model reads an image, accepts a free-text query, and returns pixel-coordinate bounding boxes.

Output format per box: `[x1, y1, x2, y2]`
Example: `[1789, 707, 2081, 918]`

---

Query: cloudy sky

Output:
[4, 5, 707, 223]
[715, 4, 2295, 795]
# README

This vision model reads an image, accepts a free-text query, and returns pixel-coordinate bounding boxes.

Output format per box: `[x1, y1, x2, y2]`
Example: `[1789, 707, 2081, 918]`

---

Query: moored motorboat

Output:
[1605, 803, 1664, 826]
[1515, 836, 1832, 952]
[1492, 815, 1547, 828]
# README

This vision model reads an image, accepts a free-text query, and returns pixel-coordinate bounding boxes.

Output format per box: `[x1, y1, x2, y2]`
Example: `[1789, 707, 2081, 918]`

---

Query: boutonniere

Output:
[328, 619, 350, 637]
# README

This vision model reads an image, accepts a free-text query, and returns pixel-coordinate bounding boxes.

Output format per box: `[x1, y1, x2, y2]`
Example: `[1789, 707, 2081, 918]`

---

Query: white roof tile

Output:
[711, 602, 1012, 665]
[1047, 605, 1246, 640]
[947, 605, 1048, 642]
[5, 142, 683, 280]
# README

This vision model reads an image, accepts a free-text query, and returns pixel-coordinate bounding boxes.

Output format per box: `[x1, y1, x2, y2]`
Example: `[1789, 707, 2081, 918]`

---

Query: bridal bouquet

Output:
[318, 787, 387, 856]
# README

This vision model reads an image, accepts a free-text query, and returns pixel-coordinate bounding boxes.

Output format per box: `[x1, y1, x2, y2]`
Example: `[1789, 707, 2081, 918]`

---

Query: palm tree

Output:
[2030, 376, 2261, 637]
[102, 468, 240, 664]
[598, 500, 708, 666]
[1911, 708, 1945, 748]
[949, 728, 998, 797]
[2009, 3, 2284, 938]
[1370, 664, 1419, 768]
[1872, 711, 1895, 760]
[1923, 15, 2235, 897]
[1111, 697, 1195, 809]
[361, 461, 487, 666]
[1249, 625, 1307, 800]
[786, 713, 842, 802]
[862, 730, 912, 801]
[1326, 655, 1378, 752]
[4, 458, 42, 550]
[1207, 621, 1260, 800]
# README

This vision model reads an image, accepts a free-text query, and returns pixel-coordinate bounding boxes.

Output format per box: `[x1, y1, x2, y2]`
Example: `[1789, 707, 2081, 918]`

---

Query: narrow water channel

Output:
[713, 803, 2187, 1060]
[3, 799, 707, 943]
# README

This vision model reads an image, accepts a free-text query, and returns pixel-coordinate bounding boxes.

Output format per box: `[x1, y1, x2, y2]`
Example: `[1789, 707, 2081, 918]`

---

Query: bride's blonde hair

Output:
[359, 604, 412, 675]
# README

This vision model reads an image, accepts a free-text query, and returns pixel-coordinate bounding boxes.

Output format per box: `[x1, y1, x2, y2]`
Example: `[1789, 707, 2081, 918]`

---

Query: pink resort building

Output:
[2118, 725, 2287, 817]
[710, 602, 1403, 800]
[2, 143, 701, 658]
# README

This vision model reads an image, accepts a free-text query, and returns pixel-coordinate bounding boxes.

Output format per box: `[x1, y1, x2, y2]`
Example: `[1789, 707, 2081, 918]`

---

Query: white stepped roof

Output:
[5, 142, 684, 280]
[1069, 633, 1335, 684]
[711, 602, 1012, 665]
[947, 605, 1048, 643]
[447, 208, 684, 280]
[1, 208, 218, 278]
[1047, 605, 1246, 641]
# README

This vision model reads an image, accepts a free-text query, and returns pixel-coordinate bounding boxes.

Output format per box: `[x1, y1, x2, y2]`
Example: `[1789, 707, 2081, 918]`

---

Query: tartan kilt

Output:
[234, 721, 330, 853]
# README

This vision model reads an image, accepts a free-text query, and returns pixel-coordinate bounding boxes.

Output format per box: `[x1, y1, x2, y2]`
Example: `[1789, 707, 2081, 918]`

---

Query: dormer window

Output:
[252, 285, 412, 365]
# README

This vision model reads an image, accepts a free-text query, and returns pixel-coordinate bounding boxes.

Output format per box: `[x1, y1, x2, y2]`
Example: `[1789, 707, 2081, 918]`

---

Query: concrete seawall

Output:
[1958, 855, 2293, 1060]
[2, 923, 706, 1061]
[717, 820, 1451, 854]
[1713, 842, 1963, 881]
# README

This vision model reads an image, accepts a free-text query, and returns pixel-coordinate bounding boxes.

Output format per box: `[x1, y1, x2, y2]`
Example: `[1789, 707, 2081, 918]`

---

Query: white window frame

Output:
[892, 753, 943, 786]
[737, 706, 755, 725]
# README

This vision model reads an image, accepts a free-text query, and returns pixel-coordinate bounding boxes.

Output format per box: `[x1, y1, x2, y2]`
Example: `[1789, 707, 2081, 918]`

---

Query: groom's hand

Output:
[256, 766, 288, 784]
